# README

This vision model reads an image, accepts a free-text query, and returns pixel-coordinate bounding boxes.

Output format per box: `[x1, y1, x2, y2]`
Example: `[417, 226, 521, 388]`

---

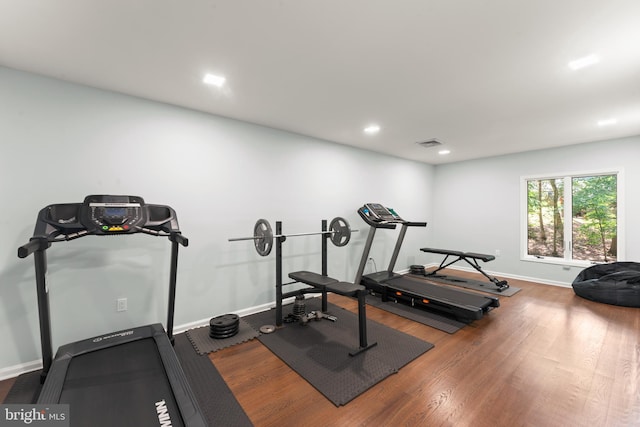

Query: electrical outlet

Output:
[495, 249, 501, 257]
[117, 298, 127, 312]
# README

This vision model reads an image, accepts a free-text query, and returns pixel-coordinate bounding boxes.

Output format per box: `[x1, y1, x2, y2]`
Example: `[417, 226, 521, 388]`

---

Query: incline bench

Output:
[420, 247, 509, 292]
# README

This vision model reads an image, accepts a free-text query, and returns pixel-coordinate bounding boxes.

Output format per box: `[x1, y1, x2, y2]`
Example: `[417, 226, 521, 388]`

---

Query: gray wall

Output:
[430, 136, 640, 285]
[1, 65, 638, 376]
[0, 66, 435, 375]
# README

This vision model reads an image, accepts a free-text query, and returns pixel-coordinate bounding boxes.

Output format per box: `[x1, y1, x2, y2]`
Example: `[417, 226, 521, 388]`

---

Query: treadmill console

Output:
[361, 203, 404, 222]
[81, 195, 146, 234]
[30, 195, 181, 241]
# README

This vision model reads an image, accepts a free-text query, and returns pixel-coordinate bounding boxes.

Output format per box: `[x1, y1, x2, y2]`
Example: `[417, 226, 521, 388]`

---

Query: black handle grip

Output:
[172, 233, 189, 247]
[405, 221, 428, 227]
[18, 239, 43, 258]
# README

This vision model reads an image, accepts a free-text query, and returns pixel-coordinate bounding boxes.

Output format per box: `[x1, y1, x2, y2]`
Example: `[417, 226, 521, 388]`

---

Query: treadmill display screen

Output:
[365, 203, 395, 220]
[104, 207, 126, 217]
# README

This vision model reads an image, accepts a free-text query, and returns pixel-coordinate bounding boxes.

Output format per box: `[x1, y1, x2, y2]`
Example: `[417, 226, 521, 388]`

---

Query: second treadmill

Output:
[355, 203, 499, 322]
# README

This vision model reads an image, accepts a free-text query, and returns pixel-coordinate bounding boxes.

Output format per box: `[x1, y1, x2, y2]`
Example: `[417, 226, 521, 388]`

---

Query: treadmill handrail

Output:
[17, 237, 50, 258]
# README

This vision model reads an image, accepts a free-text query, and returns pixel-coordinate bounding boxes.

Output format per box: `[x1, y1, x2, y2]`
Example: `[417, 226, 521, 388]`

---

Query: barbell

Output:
[228, 217, 356, 256]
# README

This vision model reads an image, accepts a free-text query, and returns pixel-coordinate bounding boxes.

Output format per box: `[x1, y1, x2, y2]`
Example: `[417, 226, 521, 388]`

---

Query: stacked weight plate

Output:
[209, 313, 240, 339]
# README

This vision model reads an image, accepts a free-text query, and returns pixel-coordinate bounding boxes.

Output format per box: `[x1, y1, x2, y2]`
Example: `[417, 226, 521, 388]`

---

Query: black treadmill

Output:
[356, 203, 499, 321]
[18, 195, 206, 427]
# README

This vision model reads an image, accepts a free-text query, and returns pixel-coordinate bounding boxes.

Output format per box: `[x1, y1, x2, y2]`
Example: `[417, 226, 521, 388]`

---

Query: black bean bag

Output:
[572, 262, 640, 307]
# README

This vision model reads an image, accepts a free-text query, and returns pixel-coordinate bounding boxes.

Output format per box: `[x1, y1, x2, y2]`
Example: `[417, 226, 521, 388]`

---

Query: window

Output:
[521, 170, 623, 266]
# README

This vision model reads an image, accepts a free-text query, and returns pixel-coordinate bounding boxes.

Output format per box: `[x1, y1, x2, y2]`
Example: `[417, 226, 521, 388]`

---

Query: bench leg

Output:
[349, 290, 377, 356]
[463, 258, 510, 291]
[427, 254, 463, 276]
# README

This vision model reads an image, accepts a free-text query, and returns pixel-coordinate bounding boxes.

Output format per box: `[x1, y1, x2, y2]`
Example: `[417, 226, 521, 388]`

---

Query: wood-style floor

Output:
[2, 271, 639, 426]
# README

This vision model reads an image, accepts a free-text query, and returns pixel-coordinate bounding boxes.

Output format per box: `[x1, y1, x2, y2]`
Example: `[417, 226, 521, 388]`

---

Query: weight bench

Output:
[287, 271, 375, 356]
[420, 247, 509, 292]
[261, 220, 375, 356]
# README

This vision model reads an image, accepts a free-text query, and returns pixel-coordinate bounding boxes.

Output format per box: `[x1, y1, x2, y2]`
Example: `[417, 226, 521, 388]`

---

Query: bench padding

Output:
[288, 271, 338, 286]
[289, 271, 363, 296]
[421, 247, 494, 262]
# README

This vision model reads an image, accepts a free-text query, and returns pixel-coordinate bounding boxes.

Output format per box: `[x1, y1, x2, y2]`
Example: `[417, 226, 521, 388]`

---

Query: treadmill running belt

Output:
[61, 339, 184, 427]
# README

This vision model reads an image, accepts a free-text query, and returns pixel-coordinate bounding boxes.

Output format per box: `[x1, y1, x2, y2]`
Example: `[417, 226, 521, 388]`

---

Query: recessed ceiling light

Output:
[438, 149, 451, 155]
[203, 73, 226, 87]
[364, 124, 380, 134]
[568, 54, 600, 71]
[597, 118, 617, 126]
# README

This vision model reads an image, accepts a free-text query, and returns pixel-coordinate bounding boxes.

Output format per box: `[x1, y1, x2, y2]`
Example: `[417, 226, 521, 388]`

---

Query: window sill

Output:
[521, 256, 601, 268]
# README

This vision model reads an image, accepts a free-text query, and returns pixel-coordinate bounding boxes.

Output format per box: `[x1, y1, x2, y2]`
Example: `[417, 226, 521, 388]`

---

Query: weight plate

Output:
[253, 219, 274, 256]
[210, 329, 239, 339]
[329, 217, 351, 247]
[259, 325, 276, 334]
[210, 323, 239, 332]
[210, 324, 240, 333]
[210, 314, 240, 328]
[210, 313, 239, 323]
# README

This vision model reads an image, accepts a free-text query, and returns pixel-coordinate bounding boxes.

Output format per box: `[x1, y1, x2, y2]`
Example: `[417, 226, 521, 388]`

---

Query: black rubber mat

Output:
[173, 333, 253, 426]
[2, 370, 42, 403]
[365, 294, 467, 333]
[186, 319, 260, 355]
[243, 298, 434, 406]
[415, 274, 522, 296]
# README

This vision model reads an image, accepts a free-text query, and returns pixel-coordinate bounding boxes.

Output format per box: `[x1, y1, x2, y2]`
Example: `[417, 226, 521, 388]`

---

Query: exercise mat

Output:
[2, 370, 42, 404]
[365, 294, 468, 333]
[186, 318, 260, 355]
[172, 333, 253, 427]
[243, 298, 434, 406]
[416, 273, 521, 296]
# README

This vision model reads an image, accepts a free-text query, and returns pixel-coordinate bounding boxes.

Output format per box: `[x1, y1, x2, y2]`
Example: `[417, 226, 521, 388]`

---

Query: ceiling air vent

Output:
[416, 138, 443, 148]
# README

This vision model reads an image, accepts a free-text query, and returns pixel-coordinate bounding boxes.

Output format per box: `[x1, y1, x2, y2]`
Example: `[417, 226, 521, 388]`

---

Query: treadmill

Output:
[356, 203, 499, 321]
[18, 195, 206, 427]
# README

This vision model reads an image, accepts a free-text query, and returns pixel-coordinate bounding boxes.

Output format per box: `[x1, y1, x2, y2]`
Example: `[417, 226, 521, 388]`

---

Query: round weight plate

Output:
[210, 314, 239, 328]
[329, 217, 351, 247]
[259, 325, 276, 334]
[210, 324, 240, 333]
[210, 313, 239, 323]
[253, 219, 274, 256]
[210, 329, 239, 339]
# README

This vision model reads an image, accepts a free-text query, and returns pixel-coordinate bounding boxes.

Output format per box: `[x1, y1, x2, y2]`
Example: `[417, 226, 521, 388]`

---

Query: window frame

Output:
[520, 168, 625, 267]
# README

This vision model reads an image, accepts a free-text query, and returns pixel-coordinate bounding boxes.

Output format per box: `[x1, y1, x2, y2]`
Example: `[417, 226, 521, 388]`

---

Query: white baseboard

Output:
[174, 295, 302, 334]
[0, 360, 41, 382]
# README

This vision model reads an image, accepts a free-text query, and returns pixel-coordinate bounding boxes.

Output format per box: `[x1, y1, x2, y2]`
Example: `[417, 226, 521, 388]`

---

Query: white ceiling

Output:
[1, 1, 639, 164]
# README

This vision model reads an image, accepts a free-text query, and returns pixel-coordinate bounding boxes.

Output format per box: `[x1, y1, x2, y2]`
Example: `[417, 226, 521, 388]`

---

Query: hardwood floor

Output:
[2, 272, 639, 426]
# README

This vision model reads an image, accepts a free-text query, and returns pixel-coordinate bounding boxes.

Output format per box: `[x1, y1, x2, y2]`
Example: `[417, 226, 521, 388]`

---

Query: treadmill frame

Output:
[355, 205, 499, 321]
[37, 323, 205, 426]
[17, 195, 206, 426]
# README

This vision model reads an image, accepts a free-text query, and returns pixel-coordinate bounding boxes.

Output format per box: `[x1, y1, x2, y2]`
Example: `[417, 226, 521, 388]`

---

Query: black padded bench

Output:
[420, 247, 509, 292]
[288, 270, 375, 356]
[289, 271, 364, 295]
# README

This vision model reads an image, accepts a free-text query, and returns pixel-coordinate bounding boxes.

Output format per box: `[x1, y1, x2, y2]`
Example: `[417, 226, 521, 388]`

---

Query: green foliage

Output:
[527, 178, 564, 256]
[572, 175, 617, 261]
